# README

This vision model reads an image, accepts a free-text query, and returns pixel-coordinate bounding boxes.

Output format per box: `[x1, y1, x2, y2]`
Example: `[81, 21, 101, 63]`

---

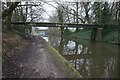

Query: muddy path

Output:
[2, 36, 81, 78]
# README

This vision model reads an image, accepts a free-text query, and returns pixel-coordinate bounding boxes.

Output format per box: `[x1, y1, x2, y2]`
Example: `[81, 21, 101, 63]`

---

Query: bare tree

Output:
[2, 2, 19, 31]
[2, 2, 19, 20]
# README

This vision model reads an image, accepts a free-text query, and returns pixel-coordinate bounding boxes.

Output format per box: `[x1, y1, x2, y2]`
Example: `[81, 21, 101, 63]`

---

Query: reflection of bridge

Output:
[63, 53, 117, 60]
[63, 42, 118, 60]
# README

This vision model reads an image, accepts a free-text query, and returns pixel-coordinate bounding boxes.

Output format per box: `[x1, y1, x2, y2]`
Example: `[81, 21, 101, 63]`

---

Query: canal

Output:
[41, 33, 118, 78]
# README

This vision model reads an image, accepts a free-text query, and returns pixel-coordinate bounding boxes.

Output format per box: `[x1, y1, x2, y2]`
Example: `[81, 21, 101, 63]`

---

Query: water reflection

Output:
[42, 34, 118, 78]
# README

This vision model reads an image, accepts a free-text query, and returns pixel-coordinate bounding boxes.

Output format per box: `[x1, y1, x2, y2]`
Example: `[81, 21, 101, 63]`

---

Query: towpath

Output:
[2, 36, 81, 78]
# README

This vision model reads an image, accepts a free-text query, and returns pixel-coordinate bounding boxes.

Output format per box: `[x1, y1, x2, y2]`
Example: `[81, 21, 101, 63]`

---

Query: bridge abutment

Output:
[95, 28, 103, 42]
[91, 28, 103, 42]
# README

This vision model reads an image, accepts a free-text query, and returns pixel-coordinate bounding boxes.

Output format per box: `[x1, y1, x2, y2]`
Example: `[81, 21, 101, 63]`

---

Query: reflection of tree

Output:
[78, 59, 87, 77]
[105, 58, 118, 78]
[59, 35, 64, 54]
[89, 57, 106, 77]
[74, 41, 78, 69]
[48, 34, 60, 49]
[85, 43, 106, 77]
[70, 55, 117, 78]
[64, 40, 81, 55]
[67, 42, 118, 78]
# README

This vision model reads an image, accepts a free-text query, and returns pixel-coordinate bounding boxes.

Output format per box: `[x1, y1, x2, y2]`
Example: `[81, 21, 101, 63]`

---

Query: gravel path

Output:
[2, 36, 80, 78]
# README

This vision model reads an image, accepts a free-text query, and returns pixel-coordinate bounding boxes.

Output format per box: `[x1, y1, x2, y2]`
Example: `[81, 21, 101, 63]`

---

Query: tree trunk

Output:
[58, 8, 64, 38]
[2, 2, 19, 20]
[90, 28, 97, 41]
[76, 2, 79, 32]
[5, 12, 13, 31]
[2, 2, 19, 31]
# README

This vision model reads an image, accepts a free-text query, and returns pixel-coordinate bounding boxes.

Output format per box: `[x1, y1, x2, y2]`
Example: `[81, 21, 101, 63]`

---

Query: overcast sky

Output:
[36, 0, 118, 22]
[42, 1, 57, 22]
[1, 0, 118, 22]
[2, 0, 118, 3]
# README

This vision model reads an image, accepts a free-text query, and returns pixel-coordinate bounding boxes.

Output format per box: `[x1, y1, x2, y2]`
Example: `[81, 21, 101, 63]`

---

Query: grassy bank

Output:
[102, 31, 118, 43]
[2, 31, 23, 58]
[66, 29, 119, 44]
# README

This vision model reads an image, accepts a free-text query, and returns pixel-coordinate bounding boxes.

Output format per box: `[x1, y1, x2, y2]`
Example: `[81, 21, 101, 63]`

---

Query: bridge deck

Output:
[11, 22, 98, 28]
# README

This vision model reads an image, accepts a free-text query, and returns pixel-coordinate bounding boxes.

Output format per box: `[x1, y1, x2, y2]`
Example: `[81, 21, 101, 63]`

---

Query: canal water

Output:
[41, 34, 118, 78]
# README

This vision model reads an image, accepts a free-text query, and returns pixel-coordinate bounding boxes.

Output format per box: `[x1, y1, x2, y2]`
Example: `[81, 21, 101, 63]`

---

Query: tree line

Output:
[2, 1, 120, 40]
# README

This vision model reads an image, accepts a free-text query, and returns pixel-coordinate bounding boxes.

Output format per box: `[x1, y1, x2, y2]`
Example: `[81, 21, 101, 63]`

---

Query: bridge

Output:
[11, 22, 118, 29]
[11, 22, 99, 28]
[11, 22, 103, 41]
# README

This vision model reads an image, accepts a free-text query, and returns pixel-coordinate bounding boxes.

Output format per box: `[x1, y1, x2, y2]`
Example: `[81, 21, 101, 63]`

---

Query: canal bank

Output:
[2, 33, 82, 78]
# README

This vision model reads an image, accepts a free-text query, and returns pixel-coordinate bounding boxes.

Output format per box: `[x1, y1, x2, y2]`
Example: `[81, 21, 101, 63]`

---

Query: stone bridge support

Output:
[91, 28, 103, 42]
[95, 28, 103, 41]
